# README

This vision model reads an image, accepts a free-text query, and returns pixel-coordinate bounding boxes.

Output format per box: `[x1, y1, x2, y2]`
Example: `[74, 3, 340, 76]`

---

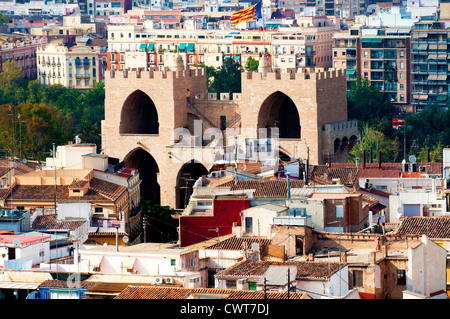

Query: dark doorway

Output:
[120, 90, 159, 135]
[124, 148, 160, 204]
[176, 161, 208, 209]
[258, 91, 301, 139]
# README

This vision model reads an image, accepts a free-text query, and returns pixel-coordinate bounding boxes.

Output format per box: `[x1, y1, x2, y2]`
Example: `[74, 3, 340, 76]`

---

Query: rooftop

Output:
[217, 259, 342, 280]
[114, 285, 309, 299]
[393, 216, 450, 239]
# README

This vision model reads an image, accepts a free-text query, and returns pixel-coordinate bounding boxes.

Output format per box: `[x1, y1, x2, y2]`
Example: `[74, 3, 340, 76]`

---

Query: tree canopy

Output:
[0, 61, 104, 160]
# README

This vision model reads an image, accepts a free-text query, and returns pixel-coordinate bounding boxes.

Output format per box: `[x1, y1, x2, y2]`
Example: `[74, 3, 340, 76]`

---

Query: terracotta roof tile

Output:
[7, 177, 127, 203]
[230, 179, 304, 198]
[114, 285, 308, 299]
[38, 279, 99, 289]
[206, 236, 272, 251]
[32, 214, 87, 230]
[393, 216, 450, 239]
[218, 259, 341, 279]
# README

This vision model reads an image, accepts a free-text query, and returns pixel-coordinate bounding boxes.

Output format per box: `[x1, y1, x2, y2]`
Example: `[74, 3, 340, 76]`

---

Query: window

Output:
[397, 269, 406, 285]
[400, 62, 404, 69]
[245, 217, 253, 234]
[95, 207, 103, 213]
[190, 257, 195, 268]
[375, 185, 387, 190]
[336, 205, 344, 218]
[171, 259, 176, 266]
[353, 270, 363, 287]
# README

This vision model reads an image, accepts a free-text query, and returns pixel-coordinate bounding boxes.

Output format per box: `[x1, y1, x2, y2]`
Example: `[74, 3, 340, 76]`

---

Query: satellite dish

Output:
[23, 158, 27, 164]
[12, 162, 18, 168]
[123, 235, 129, 243]
[12, 239, 21, 247]
[409, 155, 416, 163]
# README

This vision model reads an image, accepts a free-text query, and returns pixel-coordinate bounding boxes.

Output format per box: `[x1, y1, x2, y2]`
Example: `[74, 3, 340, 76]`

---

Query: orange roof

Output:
[308, 193, 361, 200]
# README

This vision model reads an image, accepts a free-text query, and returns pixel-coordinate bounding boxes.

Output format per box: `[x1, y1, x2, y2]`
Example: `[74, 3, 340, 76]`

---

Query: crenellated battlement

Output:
[194, 92, 242, 102]
[107, 67, 206, 80]
[243, 68, 344, 82]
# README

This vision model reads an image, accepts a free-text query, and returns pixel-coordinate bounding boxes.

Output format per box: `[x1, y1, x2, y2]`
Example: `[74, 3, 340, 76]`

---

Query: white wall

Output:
[58, 202, 92, 220]
[407, 235, 447, 299]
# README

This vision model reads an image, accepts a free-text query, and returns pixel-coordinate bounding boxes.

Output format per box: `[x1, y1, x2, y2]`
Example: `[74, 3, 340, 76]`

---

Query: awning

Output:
[178, 43, 186, 51]
[0, 282, 40, 290]
[139, 43, 147, 51]
[437, 54, 447, 60]
[437, 74, 447, 81]
[234, 55, 241, 61]
[121, 257, 136, 270]
[428, 53, 437, 59]
[437, 95, 447, 101]
[187, 43, 195, 51]
[147, 43, 154, 51]
[361, 38, 383, 43]
[346, 70, 356, 75]
[418, 94, 428, 100]
[428, 74, 438, 80]
[89, 256, 103, 268]
[266, 24, 280, 27]
[224, 55, 231, 60]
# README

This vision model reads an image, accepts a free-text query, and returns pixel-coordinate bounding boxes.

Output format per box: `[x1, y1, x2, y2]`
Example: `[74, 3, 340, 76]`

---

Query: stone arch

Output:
[124, 148, 160, 204]
[176, 161, 208, 209]
[257, 91, 301, 139]
[120, 90, 159, 135]
[341, 136, 349, 150]
[334, 138, 341, 153]
[349, 135, 358, 150]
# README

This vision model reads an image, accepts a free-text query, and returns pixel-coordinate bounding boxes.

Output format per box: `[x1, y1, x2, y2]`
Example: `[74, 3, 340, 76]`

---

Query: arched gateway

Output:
[102, 66, 357, 209]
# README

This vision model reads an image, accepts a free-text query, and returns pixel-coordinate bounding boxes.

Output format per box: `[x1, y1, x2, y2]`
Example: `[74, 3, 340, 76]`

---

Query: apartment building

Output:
[410, 21, 450, 112]
[0, 34, 45, 79]
[36, 42, 103, 89]
[333, 27, 411, 111]
[107, 16, 338, 71]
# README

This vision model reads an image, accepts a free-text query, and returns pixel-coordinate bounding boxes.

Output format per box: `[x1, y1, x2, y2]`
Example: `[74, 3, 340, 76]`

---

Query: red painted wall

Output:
[179, 198, 250, 247]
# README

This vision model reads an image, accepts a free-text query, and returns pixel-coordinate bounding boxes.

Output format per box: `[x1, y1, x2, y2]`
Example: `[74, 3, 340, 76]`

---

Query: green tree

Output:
[141, 198, 178, 243]
[349, 123, 398, 163]
[0, 13, 8, 25]
[245, 56, 259, 72]
[209, 58, 242, 94]
[0, 60, 24, 104]
[347, 76, 395, 136]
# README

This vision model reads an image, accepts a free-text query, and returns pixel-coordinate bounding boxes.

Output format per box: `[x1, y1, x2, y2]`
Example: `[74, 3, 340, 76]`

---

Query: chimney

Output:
[381, 245, 387, 259]
[378, 151, 382, 169]
[363, 150, 366, 168]
[370, 251, 377, 264]
[340, 251, 347, 263]
[308, 252, 314, 261]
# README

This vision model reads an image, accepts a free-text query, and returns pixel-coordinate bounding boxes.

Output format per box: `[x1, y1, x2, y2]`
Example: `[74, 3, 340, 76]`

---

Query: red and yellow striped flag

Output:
[231, 3, 259, 26]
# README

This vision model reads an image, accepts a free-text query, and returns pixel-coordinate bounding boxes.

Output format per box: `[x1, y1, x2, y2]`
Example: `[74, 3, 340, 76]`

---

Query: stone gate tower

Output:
[102, 63, 357, 209]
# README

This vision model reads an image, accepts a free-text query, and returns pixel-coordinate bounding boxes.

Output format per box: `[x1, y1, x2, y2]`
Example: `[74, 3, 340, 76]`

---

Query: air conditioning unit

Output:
[155, 277, 164, 284]
[165, 277, 174, 284]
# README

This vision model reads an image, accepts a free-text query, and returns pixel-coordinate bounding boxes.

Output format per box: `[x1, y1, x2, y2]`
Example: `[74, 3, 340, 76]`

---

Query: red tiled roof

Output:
[32, 214, 87, 231]
[310, 162, 442, 188]
[114, 285, 308, 299]
[218, 259, 341, 280]
[230, 179, 304, 198]
[393, 216, 450, 239]
[6, 177, 127, 203]
[206, 236, 272, 251]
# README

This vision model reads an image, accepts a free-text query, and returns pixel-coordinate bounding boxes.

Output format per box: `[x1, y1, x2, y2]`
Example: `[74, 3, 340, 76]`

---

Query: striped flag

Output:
[231, 1, 262, 26]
